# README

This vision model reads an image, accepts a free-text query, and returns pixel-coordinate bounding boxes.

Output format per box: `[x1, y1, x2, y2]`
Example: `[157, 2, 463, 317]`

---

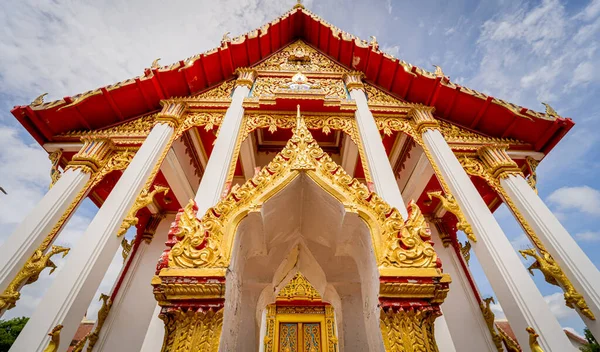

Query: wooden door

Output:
[278, 322, 322, 352]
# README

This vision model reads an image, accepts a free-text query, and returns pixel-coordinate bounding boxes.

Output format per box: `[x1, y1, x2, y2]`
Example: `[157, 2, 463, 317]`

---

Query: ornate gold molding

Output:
[277, 272, 321, 301]
[0, 245, 70, 312]
[408, 106, 439, 135]
[251, 76, 347, 100]
[117, 185, 169, 237]
[477, 146, 522, 180]
[254, 40, 347, 74]
[159, 308, 223, 352]
[241, 112, 373, 183]
[234, 67, 258, 89]
[525, 156, 539, 194]
[380, 307, 439, 352]
[48, 149, 62, 188]
[480, 297, 504, 351]
[459, 155, 595, 320]
[156, 102, 187, 128]
[427, 191, 476, 243]
[342, 71, 365, 91]
[66, 137, 116, 174]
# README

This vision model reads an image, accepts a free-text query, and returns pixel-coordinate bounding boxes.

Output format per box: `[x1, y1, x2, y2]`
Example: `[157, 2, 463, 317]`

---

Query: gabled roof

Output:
[12, 5, 573, 154]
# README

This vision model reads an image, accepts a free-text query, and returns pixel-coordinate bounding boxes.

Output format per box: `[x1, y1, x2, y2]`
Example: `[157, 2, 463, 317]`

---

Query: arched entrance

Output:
[152, 111, 449, 352]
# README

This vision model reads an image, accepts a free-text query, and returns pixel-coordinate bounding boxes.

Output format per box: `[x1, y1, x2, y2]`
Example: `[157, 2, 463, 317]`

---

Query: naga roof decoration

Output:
[13, 5, 572, 155]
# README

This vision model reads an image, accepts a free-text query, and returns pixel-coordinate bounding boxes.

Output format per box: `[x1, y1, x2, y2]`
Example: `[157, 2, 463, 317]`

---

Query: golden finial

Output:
[294, 0, 305, 9]
[31, 93, 48, 107]
[43, 324, 63, 352]
[542, 102, 559, 119]
[296, 104, 302, 127]
[433, 65, 444, 78]
[221, 31, 231, 45]
[369, 36, 378, 49]
[151, 58, 161, 69]
[526, 327, 544, 352]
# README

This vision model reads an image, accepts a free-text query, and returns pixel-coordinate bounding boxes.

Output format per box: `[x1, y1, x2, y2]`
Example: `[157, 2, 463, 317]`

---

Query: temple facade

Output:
[2, 3, 598, 352]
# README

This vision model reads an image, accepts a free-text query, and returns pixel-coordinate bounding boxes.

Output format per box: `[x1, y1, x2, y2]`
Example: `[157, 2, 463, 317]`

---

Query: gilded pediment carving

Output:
[254, 40, 347, 74]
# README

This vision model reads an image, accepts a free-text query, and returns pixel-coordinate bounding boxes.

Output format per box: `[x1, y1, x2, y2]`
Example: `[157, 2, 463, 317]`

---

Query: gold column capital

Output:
[476, 145, 522, 180]
[234, 67, 258, 89]
[408, 105, 439, 134]
[66, 137, 116, 174]
[342, 71, 365, 91]
[156, 101, 187, 128]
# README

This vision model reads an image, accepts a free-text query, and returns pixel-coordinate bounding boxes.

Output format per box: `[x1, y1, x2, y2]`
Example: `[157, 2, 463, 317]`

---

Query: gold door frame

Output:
[265, 304, 338, 352]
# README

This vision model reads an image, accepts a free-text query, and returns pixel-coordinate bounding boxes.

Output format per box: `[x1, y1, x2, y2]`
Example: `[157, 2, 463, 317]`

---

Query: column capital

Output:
[155, 101, 187, 128]
[66, 137, 116, 174]
[233, 67, 257, 89]
[477, 145, 522, 180]
[408, 105, 439, 134]
[342, 71, 365, 91]
[142, 213, 166, 244]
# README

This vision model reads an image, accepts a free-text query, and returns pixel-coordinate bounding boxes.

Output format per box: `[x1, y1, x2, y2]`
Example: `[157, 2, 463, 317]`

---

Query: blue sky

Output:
[0, 0, 599, 338]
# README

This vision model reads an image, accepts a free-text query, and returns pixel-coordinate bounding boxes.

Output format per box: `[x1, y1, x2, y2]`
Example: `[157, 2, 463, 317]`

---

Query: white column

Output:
[91, 214, 174, 352]
[10, 120, 178, 352]
[343, 72, 407, 217]
[0, 168, 89, 298]
[418, 117, 573, 350]
[140, 69, 257, 352]
[434, 315, 457, 352]
[430, 223, 498, 351]
[501, 173, 600, 337]
[194, 69, 255, 215]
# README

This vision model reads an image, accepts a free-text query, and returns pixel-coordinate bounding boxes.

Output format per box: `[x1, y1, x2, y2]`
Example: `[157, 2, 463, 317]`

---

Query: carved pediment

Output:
[254, 40, 347, 74]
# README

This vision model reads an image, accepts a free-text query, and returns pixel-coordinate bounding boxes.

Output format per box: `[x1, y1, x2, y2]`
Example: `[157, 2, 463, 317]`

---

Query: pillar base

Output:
[380, 306, 440, 352]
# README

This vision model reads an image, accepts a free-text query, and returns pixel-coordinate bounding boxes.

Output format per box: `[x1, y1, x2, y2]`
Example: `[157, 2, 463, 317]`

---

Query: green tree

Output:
[581, 328, 600, 352]
[0, 317, 28, 352]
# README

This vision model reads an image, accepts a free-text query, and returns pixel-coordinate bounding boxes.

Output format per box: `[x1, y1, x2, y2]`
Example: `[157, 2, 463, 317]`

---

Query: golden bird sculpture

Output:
[31, 93, 48, 107]
[43, 324, 63, 352]
[151, 58, 161, 69]
[369, 35, 378, 49]
[526, 327, 545, 352]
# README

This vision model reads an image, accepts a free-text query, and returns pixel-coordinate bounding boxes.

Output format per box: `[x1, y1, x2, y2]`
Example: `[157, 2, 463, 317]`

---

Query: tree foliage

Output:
[0, 317, 29, 352]
[581, 328, 600, 352]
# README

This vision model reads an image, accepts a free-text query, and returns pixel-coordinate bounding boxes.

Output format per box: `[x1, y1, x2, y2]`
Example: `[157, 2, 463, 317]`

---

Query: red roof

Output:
[12, 6, 573, 154]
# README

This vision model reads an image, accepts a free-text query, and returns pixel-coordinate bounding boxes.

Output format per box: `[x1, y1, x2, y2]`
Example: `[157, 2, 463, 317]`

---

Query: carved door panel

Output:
[278, 322, 322, 352]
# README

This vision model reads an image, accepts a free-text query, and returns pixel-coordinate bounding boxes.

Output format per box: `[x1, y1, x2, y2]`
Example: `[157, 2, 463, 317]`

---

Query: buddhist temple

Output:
[2, 2, 599, 351]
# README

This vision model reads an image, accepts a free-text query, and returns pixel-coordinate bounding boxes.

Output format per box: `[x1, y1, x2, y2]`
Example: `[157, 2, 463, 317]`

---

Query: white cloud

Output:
[510, 234, 532, 250]
[381, 44, 400, 58]
[469, 0, 600, 107]
[574, 231, 600, 242]
[544, 292, 578, 320]
[547, 185, 600, 216]
[489, 292, 577, 324]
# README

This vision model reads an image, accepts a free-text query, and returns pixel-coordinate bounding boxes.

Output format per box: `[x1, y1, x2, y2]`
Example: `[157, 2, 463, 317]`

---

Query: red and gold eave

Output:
[12, 7, 572, 155]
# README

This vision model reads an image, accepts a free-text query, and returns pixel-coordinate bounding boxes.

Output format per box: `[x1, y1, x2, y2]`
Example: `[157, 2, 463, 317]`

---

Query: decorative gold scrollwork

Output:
[380, 307, 439, 352]
[427, 191, 476, 243]
[48, 149, 62, 189]
[459, 241, 471, 265]
[520, 248, 595, 320]
[160, 308, 224, 352]
[117, 185, 170, 237]
[0, 245, 70, 312]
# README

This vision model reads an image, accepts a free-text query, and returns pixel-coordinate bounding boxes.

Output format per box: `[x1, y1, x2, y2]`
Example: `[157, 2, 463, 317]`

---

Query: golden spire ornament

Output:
[294, 0, 305, 9]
